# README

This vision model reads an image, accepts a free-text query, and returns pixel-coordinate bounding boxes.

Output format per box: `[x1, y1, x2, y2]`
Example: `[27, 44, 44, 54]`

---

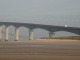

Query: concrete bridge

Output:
[0, 21, 80, 41]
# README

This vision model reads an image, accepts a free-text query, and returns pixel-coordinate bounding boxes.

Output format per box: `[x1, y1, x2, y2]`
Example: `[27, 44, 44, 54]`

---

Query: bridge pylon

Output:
[49, 32, 55, 39]
[15, 27, 19, 41]
[5, 26, 9, 41]
[29, 29, 34, 40]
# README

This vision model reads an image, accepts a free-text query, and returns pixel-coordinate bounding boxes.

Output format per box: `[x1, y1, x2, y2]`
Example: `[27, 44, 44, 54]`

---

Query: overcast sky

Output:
[0, 0, 80, 39]
[0, 0, 80, 19]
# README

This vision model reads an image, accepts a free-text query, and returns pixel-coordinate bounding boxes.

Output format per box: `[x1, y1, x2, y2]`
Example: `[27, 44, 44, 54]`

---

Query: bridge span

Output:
[0, 21, 80, 41]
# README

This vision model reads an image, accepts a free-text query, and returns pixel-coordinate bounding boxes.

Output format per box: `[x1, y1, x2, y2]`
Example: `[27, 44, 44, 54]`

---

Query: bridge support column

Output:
[15, 27, 19, 41]
[0, 26, 2, 41]
[29, 29, 34, 40]
[5, 26, 9, 41]
[49, 32, 55, 38]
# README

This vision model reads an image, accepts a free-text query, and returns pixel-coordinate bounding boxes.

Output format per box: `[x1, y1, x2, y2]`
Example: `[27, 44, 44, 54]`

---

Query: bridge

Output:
[1, 30, 28, 41]
[0, 21, 80, 41]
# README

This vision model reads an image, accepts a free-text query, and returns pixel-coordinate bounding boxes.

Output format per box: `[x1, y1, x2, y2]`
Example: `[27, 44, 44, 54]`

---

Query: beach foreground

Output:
[0, 39, 80, 60]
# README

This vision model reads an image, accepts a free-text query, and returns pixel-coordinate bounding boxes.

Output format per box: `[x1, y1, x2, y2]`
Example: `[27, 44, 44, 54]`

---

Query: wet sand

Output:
[0, 39, 80, 60]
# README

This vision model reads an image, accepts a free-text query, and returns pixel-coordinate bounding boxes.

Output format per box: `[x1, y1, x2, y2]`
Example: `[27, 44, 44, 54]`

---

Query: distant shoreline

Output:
[40, 36, 80, 40]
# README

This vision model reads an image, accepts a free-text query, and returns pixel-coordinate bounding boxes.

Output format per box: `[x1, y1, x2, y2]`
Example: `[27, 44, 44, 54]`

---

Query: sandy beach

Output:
[0, 39, 80, 60]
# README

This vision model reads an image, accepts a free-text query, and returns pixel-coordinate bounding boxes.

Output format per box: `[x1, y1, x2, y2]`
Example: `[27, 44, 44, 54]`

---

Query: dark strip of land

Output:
[40, 36, 80, 40]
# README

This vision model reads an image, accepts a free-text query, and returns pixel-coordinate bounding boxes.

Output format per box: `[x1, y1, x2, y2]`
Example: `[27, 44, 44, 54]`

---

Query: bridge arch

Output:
[54, 30, 80, 36]
[8, 25, 15, 41]
[34, 27, 49, 31]
[19, 26, 29, 40]
[34, 28, 49, 39]
[1, 25, 6, 41]
[54, 31, 78, 37]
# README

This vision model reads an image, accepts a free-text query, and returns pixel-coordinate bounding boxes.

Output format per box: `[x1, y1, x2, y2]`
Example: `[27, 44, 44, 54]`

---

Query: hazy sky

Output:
[0, 0, 80, 19]
[0, 0, 80, 39]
